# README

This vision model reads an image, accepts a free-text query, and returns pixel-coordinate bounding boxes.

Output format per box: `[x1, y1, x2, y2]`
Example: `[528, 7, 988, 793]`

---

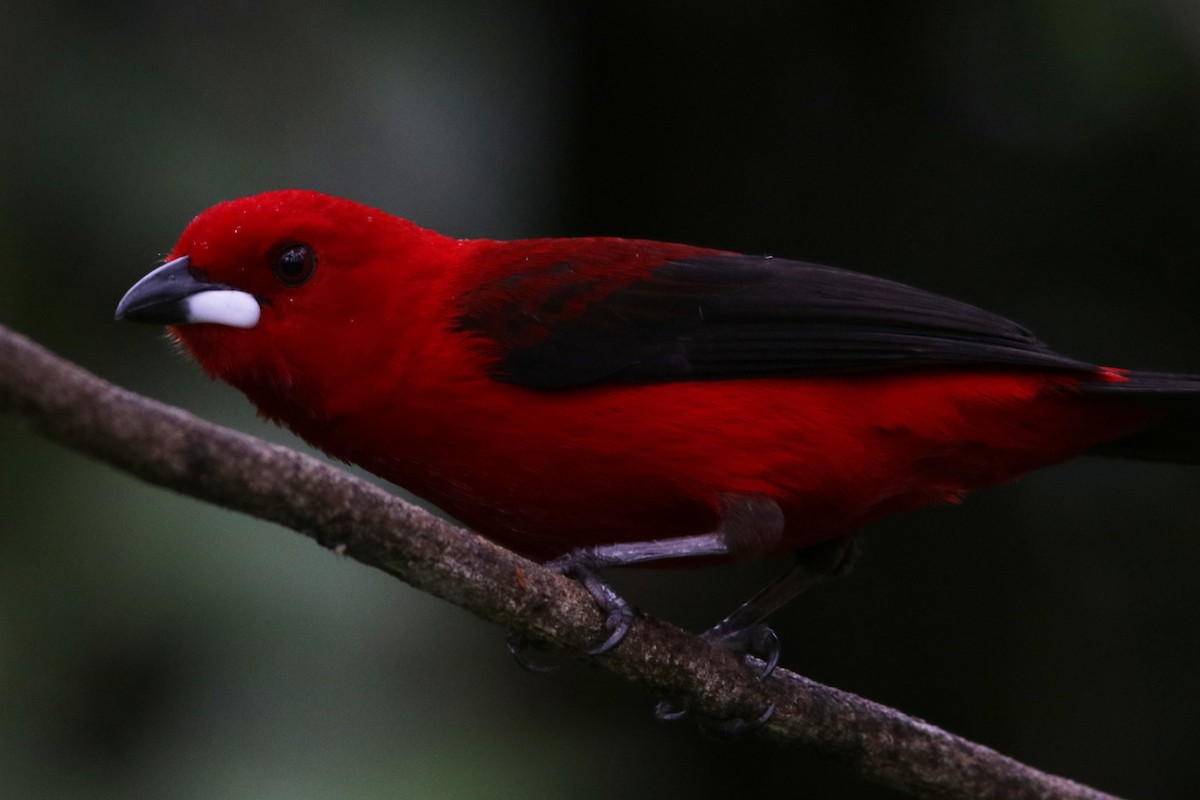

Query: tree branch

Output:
[0, 322, 1120, 800]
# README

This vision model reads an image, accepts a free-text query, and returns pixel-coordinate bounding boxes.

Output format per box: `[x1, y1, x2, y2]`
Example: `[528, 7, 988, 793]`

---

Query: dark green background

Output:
[3, 2, 1199, 798]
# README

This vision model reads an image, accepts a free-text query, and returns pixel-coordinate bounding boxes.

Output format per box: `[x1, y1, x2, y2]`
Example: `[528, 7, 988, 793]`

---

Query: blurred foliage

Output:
[3, 1, 1200, 798]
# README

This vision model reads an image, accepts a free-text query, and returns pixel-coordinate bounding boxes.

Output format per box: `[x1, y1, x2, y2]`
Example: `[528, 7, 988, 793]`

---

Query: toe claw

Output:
[508, 551, 636, 666]
[744, 624, 780, 680]
[588, 608, 632, 655]
[711, 623, 780, 680]
[654, 699, 689, 722]
[704, 701, 776, 737]
[560, 558, 636, 656]
[649, 623, 779, 731]
[507, 632, 557, 673]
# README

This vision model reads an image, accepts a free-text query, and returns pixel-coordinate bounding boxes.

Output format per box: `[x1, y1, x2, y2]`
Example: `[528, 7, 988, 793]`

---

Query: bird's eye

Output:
[273, 243, 317, 287]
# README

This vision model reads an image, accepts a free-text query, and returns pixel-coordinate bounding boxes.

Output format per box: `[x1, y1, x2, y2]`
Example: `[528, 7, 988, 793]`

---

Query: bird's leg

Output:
[508, 531, 734, 669]
[654, 536, 861, 726]
[509, 494, 784, 666]
[513, 496, 861, 731]
[703, 536, 860, 676]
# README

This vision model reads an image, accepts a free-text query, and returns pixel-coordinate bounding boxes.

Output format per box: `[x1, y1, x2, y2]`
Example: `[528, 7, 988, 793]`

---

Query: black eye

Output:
[273, 243, 317, 287]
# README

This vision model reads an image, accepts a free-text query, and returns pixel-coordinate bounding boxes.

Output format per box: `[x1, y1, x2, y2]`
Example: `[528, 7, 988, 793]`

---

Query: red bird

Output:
[116, 189, 1199, 671]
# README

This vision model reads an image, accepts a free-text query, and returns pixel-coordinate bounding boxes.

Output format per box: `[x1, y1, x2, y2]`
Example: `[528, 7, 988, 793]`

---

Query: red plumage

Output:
[139, 190, 1183, 564]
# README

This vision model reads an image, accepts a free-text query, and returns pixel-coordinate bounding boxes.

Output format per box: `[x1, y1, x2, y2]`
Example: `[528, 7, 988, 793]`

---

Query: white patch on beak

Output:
[184, 290, 261, 329]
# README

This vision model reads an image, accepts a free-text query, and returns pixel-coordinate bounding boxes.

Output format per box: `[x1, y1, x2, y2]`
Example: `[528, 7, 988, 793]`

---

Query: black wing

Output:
[457, 254, 1097, 390]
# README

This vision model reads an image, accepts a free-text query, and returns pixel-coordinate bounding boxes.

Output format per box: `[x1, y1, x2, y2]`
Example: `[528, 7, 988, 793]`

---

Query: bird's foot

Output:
[508, 551, 636, 671]
[654, 622, 781, 728]
[654, 695, 777, 736]
[549, 558, 636, 655]
[710, 622, 781, 680]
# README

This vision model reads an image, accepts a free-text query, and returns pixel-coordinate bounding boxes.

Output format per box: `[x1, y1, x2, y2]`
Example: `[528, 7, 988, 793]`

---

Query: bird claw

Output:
[507, 632, 558, 673]
[544, 554, 636, 655]
[703, 701, 777, 737]
[713, 623, 781, 681]
[655, 697, 776, 735]
[590, 602, 634, 654]
[654, 698, 691, 722]
[655, 622, 781, 725]
[507, 553, 636, 670]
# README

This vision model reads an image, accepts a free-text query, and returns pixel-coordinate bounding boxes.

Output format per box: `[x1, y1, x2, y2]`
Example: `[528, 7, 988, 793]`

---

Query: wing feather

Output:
[457, 252, 1096, 389]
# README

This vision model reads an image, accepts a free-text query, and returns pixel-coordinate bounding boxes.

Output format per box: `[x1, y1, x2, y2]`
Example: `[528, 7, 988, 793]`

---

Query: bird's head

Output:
[117, 189, 458, 421]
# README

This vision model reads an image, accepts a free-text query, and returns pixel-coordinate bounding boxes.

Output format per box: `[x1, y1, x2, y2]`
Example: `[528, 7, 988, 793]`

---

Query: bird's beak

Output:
[115, 256, 261, 329]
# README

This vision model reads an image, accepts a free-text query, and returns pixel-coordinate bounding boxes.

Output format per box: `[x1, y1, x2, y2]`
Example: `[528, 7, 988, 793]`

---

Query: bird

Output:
[116, 189, 1200, 682]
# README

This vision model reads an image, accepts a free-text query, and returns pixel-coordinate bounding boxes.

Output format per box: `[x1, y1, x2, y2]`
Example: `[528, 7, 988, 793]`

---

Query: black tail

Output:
[1083, 371, 1200, 465]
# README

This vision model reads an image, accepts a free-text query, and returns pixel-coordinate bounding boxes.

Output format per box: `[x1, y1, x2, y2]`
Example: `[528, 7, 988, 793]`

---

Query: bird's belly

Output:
[326, 371, 1153, 562]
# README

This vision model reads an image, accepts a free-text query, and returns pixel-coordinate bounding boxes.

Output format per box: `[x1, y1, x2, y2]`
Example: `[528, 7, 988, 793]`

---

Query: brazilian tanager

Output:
[116, 189, 1200, 658]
